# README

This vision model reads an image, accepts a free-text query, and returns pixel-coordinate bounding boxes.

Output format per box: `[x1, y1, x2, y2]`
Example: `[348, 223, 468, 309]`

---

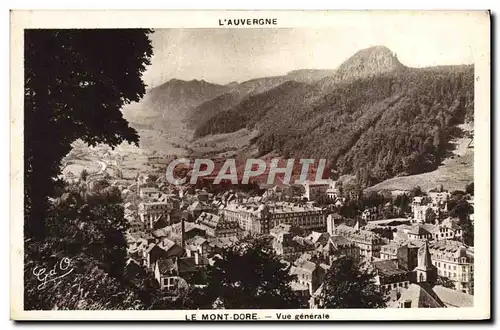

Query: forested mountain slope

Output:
[195, 61, 474, 187]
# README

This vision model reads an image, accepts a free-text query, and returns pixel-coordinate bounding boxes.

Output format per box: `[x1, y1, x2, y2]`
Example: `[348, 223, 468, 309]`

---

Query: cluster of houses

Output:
[122, 173, 474, 308]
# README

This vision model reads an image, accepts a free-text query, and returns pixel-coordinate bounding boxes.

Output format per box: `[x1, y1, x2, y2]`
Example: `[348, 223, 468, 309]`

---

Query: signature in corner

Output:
[32, 257, 75, 290]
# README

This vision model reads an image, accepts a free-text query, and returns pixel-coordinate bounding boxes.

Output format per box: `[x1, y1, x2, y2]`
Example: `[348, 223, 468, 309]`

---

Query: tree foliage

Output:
[318, 257, 386, 309]
[196, 65, 473, 188]
[24, 29, 153, 239]
[191, 238, 305, 309]
[465, 182, 474, 196]
[425, 208, 437, 224]
[24, 183, 175, 310]
[449, 197, 474, 246]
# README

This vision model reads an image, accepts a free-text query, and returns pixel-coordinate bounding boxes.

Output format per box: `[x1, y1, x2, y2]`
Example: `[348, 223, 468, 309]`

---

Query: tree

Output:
[465, 182, 474, 196]
[425, 208, 437, 224]
[196, 238, 305, 309]
[450, 198, 474, 246]
[369, 227, 395, 240]
[318, 257, 386, 309]
[25, 29, 153, 239]
[80, 169, 89, 182]
[410, 186, 424, 197]
[24, 184, 149, 310]
[394, 194, 410, 214]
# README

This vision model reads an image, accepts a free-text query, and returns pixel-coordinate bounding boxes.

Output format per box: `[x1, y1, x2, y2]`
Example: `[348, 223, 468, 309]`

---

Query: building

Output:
[184, 235, 209, 265]
[380, 241, 401, 260]
[142, 238, 184, 269]
[391, 240, 444, 308]
[205, 236, 240, 256]
[411, 195, 447, 223]
[270, 224, 306, 257]
[428, 191, 450, 205]
[302, 180, 330, 201]
[222, 201, 326, 235]
[289, 258, 326, 296]
[430, 217, 463, 241]
[361, 208, 378, 222]
[407, 224, 433, 241]
[138, 202, 172, 229]
[327, 235, 359, 262]
[195, 212, 242, 238]
[429, 240, 474, 294]
[139, 187, 161, 200]
[154, 257, 194, 293]
[262, 185, 294, 201]
[187, 201, 213, 221]
[392, 283, 446, 308]
[330, 222, 384, 260]
[373, 259, 411, 294]
[393, 224, 432, 242]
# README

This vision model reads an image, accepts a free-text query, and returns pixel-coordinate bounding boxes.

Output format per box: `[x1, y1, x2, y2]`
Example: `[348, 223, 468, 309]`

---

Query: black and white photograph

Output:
[10, 10, 491, 320]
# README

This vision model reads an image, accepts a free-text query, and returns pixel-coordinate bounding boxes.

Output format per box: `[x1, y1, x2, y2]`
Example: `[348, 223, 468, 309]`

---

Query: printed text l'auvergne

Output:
[218, 18, 277, 26]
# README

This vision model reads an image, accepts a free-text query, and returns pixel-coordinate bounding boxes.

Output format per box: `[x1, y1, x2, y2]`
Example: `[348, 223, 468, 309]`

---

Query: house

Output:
[262, 185, 294, 201]
[290, 258, 326, 296]
[196, 189, 210, 202]
[187, 201, 213, 221]
[390, 240, 446, 308]
[380, 242, 401, 260]
[373, 259, 411, 294]
[302, 180, 330, 201]
[305, 231, 331, 248]
[327, 235, 359, 262]
[361, 208, 378, 222]
[170, 221, 207, 241]
[195, 212, 242, 238]
[205, 236, 240, 257]
[270, 224, 305, 257]
[428, 191, 450, 205]
[184, 235, 209, 265]
[428, 240, 474, 294]
[154, 258, 191, 293]
[331, 223, 384, 260]
[143, 238, 184, 269]
[392, 283, 446, 308]
[138, 202, 172, 229]
[139, 187, 161, 200]
[394, 224, 432, 241]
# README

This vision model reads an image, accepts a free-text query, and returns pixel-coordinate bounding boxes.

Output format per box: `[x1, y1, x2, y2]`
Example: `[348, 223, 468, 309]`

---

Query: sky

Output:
[141, 13, 480, 87]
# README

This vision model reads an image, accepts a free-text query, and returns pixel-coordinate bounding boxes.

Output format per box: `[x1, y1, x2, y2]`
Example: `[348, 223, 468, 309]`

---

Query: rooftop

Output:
[373, 260, 407, 277]
[392, 283, 446, 308]
[432, 285, 474, 308]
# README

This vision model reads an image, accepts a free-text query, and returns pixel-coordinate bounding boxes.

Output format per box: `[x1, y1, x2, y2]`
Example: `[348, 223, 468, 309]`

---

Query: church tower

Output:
[414, 240, 437, 284]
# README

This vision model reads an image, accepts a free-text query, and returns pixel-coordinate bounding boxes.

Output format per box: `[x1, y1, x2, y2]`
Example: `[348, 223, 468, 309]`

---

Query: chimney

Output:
[181, 217, 186, 250]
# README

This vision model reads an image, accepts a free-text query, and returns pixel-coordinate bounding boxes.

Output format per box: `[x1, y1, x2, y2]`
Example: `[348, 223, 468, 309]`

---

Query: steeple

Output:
[354, 221, 360, 230]
[417, 240, 433, 271]
[414, 240, 437, 284]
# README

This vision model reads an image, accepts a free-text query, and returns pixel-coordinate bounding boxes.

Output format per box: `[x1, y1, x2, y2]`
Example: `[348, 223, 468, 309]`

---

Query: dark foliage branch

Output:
[24, 29, 153, 239]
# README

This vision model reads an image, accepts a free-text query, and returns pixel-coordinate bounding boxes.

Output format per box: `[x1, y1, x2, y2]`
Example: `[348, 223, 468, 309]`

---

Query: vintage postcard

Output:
[10, 10, 490, 321]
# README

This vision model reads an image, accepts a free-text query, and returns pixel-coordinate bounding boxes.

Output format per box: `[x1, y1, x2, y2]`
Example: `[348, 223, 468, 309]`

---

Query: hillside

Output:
[365, 123, 474, 192]
[195, 46, 474, 187]
[187, 69, 334, 129]
[140, 79, 230, 121]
